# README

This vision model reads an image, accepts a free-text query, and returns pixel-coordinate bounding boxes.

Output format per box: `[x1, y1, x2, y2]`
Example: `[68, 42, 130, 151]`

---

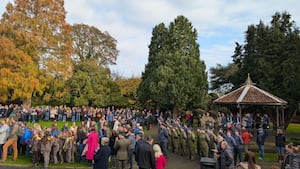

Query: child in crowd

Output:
[41, 131, 52, 169]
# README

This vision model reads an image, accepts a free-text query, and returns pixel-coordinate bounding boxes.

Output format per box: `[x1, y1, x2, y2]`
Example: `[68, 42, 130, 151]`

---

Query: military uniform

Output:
[51, 137, 60, 164]
[30, 135, 41, 167]
[180, 128, 187, 156]
[170, 126, 176, 153]
[41, 136, 53, 169]
[208, 131, 217, 158]
[63, 136, 73, 163]
[58, 135, 65, 163]
[187, 129, 196, 160]
[167, 126, 173, 151]
[197, 130, 210, 158]
[173, 127, 180, 154]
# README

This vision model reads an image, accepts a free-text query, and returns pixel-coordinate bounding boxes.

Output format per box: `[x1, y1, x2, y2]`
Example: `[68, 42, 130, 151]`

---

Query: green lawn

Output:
[286, 123, 300, 133]
[3, 154, 88, 168]
[26, 120, 81, 130]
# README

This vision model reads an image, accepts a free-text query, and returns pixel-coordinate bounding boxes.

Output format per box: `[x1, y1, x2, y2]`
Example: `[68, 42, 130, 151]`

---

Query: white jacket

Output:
[0, 124, 9, 144]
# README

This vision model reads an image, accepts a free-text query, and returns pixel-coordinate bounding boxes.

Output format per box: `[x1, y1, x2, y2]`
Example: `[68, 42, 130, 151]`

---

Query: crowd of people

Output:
[0, 104, 299, 169]
[158, 111, 300, 169]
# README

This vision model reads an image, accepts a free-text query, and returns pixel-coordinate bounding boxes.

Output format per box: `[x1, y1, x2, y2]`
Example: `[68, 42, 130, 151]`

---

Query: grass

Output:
[286, 123, 300, 133]
[26, 120, 82, 130]
[2, 154, 89, 168]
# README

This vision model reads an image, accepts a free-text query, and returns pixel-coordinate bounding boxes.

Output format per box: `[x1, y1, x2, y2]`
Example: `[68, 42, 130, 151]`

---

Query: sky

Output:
[0, 0, 299, 79]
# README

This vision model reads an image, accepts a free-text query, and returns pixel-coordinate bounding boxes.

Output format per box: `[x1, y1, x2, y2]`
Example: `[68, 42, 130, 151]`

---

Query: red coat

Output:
[86, 131, 99, 160]
[156, 155, 167, 169]
[241, 131, 251, 145]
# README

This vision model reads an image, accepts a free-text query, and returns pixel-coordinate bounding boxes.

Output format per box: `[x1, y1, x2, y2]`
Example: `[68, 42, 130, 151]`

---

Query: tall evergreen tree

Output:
[138, 16, 207, 116]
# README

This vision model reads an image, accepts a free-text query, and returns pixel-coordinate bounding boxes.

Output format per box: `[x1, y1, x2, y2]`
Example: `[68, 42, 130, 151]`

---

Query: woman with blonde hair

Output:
[153, 144, 166, 169]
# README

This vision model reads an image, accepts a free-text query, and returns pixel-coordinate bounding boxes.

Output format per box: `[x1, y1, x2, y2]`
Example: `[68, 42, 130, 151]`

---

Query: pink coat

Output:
[86, 131, 99, 160]
[156, 155, 167, 169]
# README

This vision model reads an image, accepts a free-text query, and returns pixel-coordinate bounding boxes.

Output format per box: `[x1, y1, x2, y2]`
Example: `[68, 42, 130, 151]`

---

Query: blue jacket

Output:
[20, 127, 32, 144]
[158, 128, 168, 143]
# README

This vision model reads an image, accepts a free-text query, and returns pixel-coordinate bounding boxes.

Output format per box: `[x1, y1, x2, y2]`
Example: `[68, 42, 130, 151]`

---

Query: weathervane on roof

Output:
[244, 73, 256, 85]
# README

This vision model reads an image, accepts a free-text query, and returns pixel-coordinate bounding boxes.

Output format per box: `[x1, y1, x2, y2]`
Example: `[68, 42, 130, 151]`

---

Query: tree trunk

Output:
[23, 98, 32, 108]
[155, 103, 160, 113]
[172, 104, 179, 119]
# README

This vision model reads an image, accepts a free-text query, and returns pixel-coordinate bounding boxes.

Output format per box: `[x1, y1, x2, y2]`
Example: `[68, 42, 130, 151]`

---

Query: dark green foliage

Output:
[66, 60, 126, 107]
[210, 12, 300, 128]
[138, 16, 208, 115]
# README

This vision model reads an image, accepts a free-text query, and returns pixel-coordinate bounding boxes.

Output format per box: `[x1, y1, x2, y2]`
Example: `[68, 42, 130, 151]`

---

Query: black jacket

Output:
[218, 149, 233, 169]
[93, 145, 111, 169]
[135, 139, 156, 169]
[275, 134, 286, 147]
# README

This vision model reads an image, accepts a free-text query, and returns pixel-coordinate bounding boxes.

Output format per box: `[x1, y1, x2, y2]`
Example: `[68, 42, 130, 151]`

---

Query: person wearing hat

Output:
[94, 137, 111, 169]
[114, 130, 130, 169]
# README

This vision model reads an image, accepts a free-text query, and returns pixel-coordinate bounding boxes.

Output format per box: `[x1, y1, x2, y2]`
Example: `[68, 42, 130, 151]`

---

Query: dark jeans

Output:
[0, 144, 3, 158]
[234, 146, 243, 165]
[129, 149, 134, 169]
[160, 141, 168, 158]
[78, 143, 85, 162]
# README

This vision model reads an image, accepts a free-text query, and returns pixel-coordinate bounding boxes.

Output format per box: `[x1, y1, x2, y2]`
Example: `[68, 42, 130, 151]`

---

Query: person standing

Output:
[135, 135, 156, 169]
[94, 137, 111, 169]
[218, 141, 233, 169]
[30, 130, 41, 167]
[241, 128, 252, 153]
[114, 130, 130, 169]
[0, 118, 18, 162]
[180, 127, 188, 157]
[51, 132, 60, 164]
[187, 128, 196, 161]
[0, 119, 9, 159]
[158, 123, 168, 158]
[256, 128, 266, 160]
[207, 127, 217, 158]
[233, 130, 244, 165]
[197, 127, 210, 158]
[275, 129, 286, 163]
[86, 127, 99, 165]
[126, 128, 136, 169]
[41, 131, 53, 169]
[153, 144, 166, 169]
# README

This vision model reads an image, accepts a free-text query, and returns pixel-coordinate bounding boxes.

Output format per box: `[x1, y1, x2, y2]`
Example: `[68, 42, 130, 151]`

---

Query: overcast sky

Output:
[1, 0, 299, 79]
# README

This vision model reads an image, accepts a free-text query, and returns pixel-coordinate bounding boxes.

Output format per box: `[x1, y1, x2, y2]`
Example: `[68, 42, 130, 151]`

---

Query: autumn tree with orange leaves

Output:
[0, 0, 73, 105]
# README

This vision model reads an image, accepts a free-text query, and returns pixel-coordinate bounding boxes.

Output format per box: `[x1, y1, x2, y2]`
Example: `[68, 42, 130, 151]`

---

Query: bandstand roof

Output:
[214, 74, 288, 106]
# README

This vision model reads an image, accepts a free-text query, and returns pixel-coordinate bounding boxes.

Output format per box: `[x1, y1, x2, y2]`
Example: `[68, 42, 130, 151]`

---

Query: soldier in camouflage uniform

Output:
[180, 127, 188, 156]
[197, 127, 210, 159]
[187, 128, 196, 161]
[173, 127, 180, 154]
[167, 125, 174, 152]
[207, 127, 217, 158]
